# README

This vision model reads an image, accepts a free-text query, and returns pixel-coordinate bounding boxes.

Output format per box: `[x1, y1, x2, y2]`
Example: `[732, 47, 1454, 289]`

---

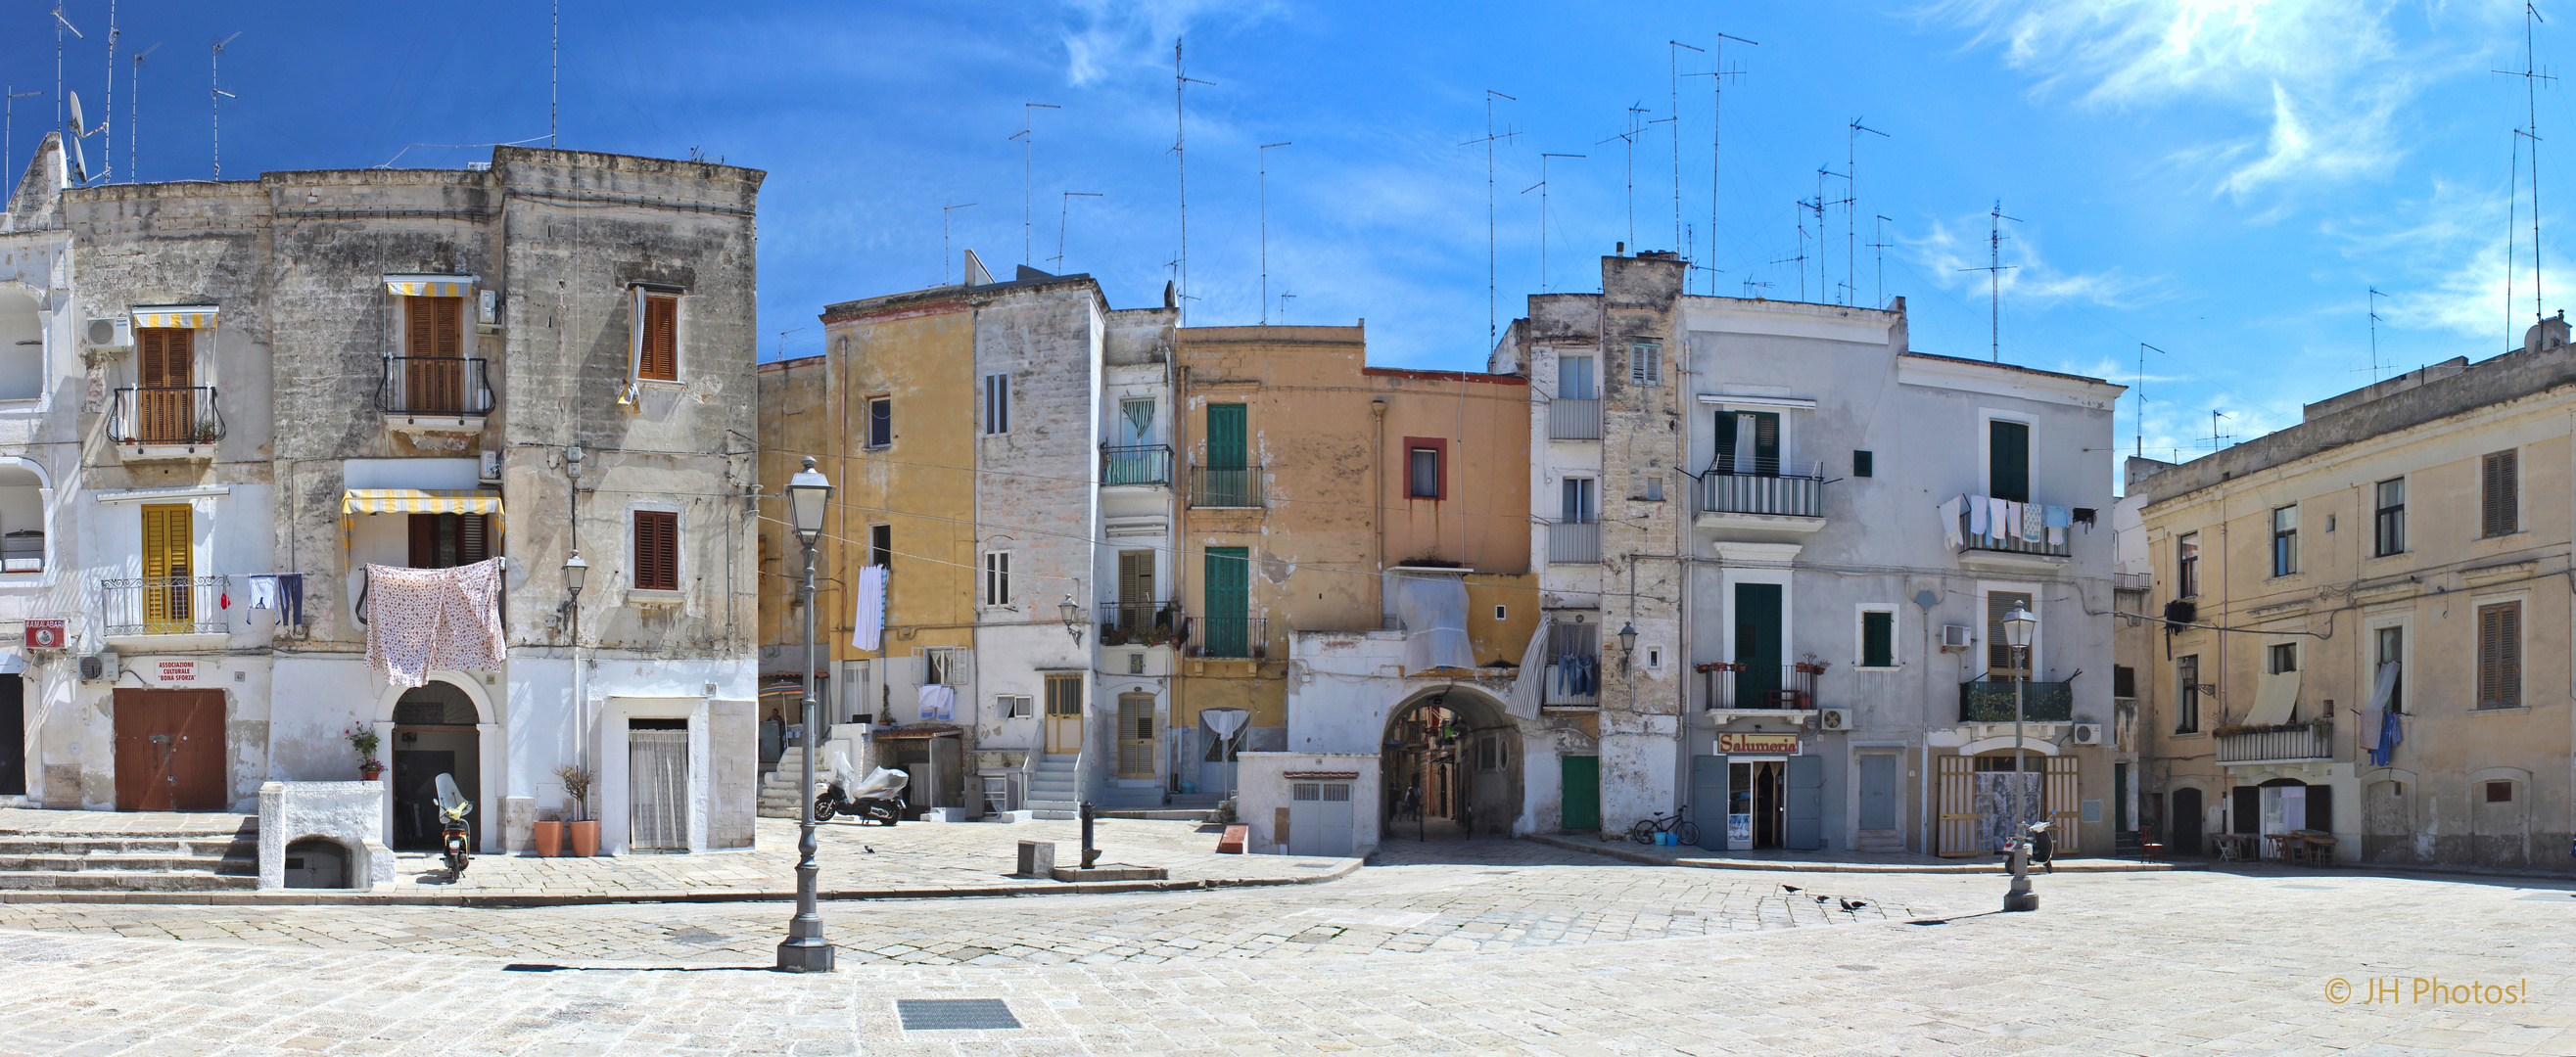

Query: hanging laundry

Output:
[248, 575, 278, 611]
[916, 682, 955, 722]
[1988, 497, 2012, 541]
[851, 565, 888, 651]
[1939, 496, 1965, 549]
[1968, 495, 1990, 538]
[363, 559, 505, 688]
[2045, 505, 2071, 546]
[2020, 502, 2044, 542]
[277, 574, 304, 626]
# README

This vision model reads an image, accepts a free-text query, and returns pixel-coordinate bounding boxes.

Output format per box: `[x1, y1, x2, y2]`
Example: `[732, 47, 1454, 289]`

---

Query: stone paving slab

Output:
[1527, 832, 2191, 873]
[0, 813, 1360, 906]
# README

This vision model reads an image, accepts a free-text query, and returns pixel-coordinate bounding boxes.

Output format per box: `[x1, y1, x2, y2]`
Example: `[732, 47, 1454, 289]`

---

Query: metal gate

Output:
[629, 730, 690, 851]
[1288, 781, 1353, 856]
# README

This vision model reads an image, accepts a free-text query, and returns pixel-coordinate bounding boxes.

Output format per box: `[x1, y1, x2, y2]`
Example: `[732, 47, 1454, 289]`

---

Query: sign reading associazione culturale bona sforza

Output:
[1714, 732, 1801, 755]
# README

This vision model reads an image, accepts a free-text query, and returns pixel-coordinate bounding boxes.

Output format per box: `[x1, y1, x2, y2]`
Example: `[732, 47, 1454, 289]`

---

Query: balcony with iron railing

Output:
[1700, 663, 1824, 712]
[110, 387, 224, 460]
[377, 357, 494, 420]
[1700, 459, 1827, 525]
[1958, 678, 2076, 723]
[2216, 719, 2333, 764]
[101, 574, 229, 639]
[1099, 601, 1186, 648]
[1541, 648, 1600, 707]
[1101, 444, 1173, 487]
[1188, 616, 1268, 659]
[1188, 466, 1264, 509]
[1546, 519, 1601, 564]
[1548, 397, 1602, 440]
[1954, 495, 2073, 562]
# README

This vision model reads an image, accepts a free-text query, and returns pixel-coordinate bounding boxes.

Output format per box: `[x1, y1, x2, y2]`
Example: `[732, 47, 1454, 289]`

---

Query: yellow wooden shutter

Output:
[141, 504, 191, 579]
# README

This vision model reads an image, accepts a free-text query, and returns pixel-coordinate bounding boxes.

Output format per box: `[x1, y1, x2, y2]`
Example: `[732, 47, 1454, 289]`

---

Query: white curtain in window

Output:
[628, 730, 691, 850]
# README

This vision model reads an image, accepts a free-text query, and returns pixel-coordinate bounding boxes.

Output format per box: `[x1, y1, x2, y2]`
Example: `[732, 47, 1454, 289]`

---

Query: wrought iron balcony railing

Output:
[1101, 444, 1173, 486]
[1100, 601, 1185, 647]
[102, 574, 229, 636]
[110, 387, 224, 446]
[2216, 720, 2333, 763]
[1701, 470, 1825, 518]
[1958, 678, 2076, 723]
[376, 357, 494, 416]
[1188, 616, 1267, 659]
[1701, 663, 1825, 710]
[1188, 466, 1264, 508]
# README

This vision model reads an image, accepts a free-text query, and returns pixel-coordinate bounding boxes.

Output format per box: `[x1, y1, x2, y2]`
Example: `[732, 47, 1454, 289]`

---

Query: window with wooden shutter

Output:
[1117, 694, 1154, 778]
[633, 510, 679, 591]
[1989, 420, 2030, 503]
[1860, 610, 1895, 668]
[140, 504, 193, 631]
[638, 295, 679, 381]
[1118, 549, 1154, 629]
[134, 328, 196, 443]
[2176, 655, 2201, 733]
[1629, 342, 1662, 386]
[983, 550, 1010, 607]
[1986, 591, 2033, 679]
[399, 297, 466, 414]
[2482, 449, 2518, 537]
[2477, 601, 2521, 710]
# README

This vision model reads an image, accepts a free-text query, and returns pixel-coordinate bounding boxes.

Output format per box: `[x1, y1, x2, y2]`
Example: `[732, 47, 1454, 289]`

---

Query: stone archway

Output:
[1381, 685, 1522, 840]
[387, 680, 486, 851]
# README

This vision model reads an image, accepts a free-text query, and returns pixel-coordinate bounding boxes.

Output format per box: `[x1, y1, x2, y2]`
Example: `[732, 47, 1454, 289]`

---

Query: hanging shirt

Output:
[1940, 496, 1965, 549]
[1968, 495, 1991, 538]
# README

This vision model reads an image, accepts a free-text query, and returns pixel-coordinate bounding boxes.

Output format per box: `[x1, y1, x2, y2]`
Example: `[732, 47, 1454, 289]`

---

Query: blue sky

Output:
[2, 2, 2565, 465]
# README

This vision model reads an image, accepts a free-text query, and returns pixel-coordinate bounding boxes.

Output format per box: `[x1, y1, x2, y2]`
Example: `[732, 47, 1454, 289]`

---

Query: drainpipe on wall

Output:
[1371, 397, 1386, 618]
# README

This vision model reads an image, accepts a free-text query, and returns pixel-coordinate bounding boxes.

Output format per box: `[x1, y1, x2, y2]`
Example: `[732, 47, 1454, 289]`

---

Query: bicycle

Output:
[1628, 810, 1699, 846]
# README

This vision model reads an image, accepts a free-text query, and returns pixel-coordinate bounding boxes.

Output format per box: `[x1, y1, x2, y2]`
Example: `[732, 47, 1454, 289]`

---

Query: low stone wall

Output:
[258, 781, 397, 890]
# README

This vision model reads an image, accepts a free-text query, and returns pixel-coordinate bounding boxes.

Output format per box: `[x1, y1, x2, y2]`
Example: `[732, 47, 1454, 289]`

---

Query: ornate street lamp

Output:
[2000, 605, 2039, 912]
[777, 457, 836, 972]
[1059, 594, 1085, 645]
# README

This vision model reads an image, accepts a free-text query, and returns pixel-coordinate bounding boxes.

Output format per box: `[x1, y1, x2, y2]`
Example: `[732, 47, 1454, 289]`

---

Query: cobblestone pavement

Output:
[3, 838, 2570, 1055]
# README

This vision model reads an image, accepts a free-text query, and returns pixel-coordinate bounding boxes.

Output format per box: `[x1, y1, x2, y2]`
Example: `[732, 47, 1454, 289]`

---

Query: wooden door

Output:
[2044, 756, 2082, 851]
[1734, 582, 1782, 704]
[403, 297, 465, 413]
[1936, 754, 1979, 856]
[1044, 674, 1083, 754]
[1118, 550, 1153, 630]
[1857, 754, 1898, 832]
[1689, 755, 1726, 850]
[140, 504, 193, 633]
[112, 689, 225, 810]
[136, 328, 193, 442]
[1115, 694, 1154, 778]
[1559, 756, 1599, 831]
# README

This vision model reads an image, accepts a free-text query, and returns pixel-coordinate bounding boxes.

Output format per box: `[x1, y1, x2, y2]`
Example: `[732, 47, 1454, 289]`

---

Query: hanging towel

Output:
[363, 559, 505, 688]
[1940, 496, 1965, 549]
[2368, 709, 2405, 767]
[1968, 495, 1990, 538]
[1988, 497, 2012, 540]
[2044, 505, 2072, 528]
[851, 565, 888, 651]
[248, 574, 279, 611]
[2020, 502, 2044, 542]
[278, 574, 304, 626]
[917, 683, 956, 722]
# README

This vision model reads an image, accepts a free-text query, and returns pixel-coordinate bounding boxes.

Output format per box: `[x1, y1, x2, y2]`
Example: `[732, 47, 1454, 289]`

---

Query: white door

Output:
[1288, 782, 1355, 856]
[630, 729, 690, 851]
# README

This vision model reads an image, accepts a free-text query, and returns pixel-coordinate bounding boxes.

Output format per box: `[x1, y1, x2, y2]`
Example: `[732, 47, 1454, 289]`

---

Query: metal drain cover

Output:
[897, 998, 1022, 1032]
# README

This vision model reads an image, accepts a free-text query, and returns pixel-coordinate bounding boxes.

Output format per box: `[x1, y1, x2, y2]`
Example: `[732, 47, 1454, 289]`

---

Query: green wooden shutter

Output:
[1712, 411, 1737, 472]
[1203, 546, 1250, 657]
[1205, 404, 1246, 470]
[1734, 583, 1783, 703]
[1861, 611, 1894, 668]
[1990, 421, 2030, 503]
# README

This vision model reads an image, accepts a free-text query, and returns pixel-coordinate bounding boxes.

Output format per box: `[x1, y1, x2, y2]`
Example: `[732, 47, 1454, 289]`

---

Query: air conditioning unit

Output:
[2072, 723, 2103, 746]
[1818, 708, 1851, 732]
[1941, 624, 1974, 650]
[478, 450, 501, 483]
[79, 649, 117, 681]
[85, 316, 131, 349]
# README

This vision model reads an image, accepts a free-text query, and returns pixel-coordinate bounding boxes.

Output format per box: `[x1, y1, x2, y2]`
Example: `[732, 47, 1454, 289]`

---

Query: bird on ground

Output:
[1840, 898, 1867, 911]
[865, 846, 875, 853]
[1812, 895, 1831, 903]
[1778, 884, 1803, 894]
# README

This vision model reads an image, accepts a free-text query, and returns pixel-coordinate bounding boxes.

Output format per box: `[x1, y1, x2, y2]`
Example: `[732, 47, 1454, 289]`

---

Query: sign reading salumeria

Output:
[1716, 732, 1801, 755]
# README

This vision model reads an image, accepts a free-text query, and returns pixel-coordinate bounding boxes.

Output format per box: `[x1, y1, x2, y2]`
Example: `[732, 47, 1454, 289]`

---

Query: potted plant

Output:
[343, 724, 384, 781]
[557, 765, 599, 856]
[531, 815, 562, 857]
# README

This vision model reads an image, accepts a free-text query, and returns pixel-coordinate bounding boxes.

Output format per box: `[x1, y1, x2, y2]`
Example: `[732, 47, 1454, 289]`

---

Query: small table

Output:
[2297, 831, 2338, 866]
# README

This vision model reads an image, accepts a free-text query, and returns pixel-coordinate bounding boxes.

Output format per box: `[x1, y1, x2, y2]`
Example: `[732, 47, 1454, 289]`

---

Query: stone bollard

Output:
[1078, 801, 1101, 868]
[1015, 840, 1055, 879]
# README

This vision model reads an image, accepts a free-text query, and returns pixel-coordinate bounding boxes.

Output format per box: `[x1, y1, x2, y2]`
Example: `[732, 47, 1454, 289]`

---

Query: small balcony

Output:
[2217, 720, 2333, 764]
[1958, 678, 2075, 723]
[1100, 601, 1185, 648]
[1101, 444, 1173, 487]
[1542, 651, 1600, 707]
[102, 574, 229, 640]
[377, 357, 493, 439]
[1188, 466, 1264, 509]
[1548, 398, 1602, 440]
[1699, 469, 1827, 534]
[1546, 519, 1601, 564]
[1701, 663, 1824, 712]
[1954, 494, 2072, 567]
[1187, 616, 1267, 659]
[110, 387, 224, 462]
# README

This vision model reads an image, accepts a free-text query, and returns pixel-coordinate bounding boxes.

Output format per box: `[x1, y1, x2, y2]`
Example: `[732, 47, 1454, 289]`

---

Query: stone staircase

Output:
[0, 814, 259, 892]
[1025, 753, 1079, 819]
[1857, 829, 1905, 853]
[757, 753, 820, 819]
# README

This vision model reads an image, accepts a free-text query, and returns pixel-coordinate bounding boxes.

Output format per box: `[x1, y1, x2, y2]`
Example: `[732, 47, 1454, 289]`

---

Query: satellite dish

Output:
[66, 136, 88, 185]
[1913, 589, 1940, 611]
[67, 91, 84, 137]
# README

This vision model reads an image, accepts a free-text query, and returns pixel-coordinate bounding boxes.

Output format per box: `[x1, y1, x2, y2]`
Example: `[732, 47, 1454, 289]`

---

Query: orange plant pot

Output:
[568, 820, 600, 857]
[531, 819, 563, 857]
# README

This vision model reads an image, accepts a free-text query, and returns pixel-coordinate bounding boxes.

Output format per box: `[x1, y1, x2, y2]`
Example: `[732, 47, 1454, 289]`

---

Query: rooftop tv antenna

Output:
[1459, 90, 1517, 345]
[1259, 142, 1290, 324]
[1667, 42, 1702, 258]
[1171, 39, 1214, 326]
[550, 0, 559, 148]
[1846, 118, 1888, 308]
[4, 87, 38, 202]
[2497, 3, 2555, 324]
[1809, 162, 1850, 303]
[98, 1, 117, 183]
[128, 41, 158, 182]
[53, 5, 82, 145]
[1009, 102, 1059, 266]
[2365, 287, 2388, 381]
[211, 32, 240, 179]
[1868, 214, 1894, 308]
[940, 202, 975, 286]
[2136, 343, 2165, 460]
[1522, 153, 1583, 293]
[1277, 291, 1294, 324]
[1682, 32, 1755, 296]
[1599, 105, 1652, 251]
[1049, 191, 1101, 272]
[1741, 278, 1772, 299]
[2204, 410, 2231, 450]
[1956, 200, 2020, 361]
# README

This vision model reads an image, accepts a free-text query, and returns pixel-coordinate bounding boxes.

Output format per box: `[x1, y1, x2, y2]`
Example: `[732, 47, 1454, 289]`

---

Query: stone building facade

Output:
[2, 143, 763, 857]
[0, 136, 90, 809]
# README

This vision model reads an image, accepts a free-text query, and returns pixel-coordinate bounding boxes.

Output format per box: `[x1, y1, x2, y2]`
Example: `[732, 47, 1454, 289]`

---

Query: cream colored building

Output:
[2130, 323, 2576, 871]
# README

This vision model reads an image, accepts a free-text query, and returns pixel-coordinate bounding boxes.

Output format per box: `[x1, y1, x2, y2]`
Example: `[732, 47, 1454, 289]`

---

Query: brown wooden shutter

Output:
[634, 511, 679, 590]
[409, 514, 440, 568]
[458, 513, 489, 565]
[139, 328, 191, 386]
[2479, 601, 2521, 709]
[2482, 450, 2518, 537]
[640, 296, 679, 381]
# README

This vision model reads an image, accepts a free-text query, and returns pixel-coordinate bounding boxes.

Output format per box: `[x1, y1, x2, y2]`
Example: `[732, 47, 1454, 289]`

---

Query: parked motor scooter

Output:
[814, 749, 908, 825]
[435, 772, 473, 879]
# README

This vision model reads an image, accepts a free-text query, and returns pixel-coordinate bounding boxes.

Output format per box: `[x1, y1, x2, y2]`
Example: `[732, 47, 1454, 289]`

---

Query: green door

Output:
[1990, 420, 2030, 503]
[1203, 546, 1250, 658]
[1204, 403, 1249, 505]
[1561, 756, 1601, 831]
[1734, 582, 1782, 706]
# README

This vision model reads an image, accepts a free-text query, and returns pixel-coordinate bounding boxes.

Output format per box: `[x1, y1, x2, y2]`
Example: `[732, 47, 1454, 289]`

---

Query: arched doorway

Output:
[1382, 687, 1521, 839]
[391, 681, 481, 850]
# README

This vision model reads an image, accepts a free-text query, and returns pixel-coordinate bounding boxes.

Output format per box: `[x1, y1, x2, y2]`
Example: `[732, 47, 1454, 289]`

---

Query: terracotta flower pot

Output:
[360, 766, 384, 781]
[531, 819, 562, 857]
[568, 820, 599, 857]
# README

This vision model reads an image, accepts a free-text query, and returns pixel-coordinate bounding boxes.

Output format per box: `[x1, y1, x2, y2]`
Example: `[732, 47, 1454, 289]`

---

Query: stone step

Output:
[0, 838, 253, 857]
[0, 870, 259, 892]
[0, 853, 257, 875]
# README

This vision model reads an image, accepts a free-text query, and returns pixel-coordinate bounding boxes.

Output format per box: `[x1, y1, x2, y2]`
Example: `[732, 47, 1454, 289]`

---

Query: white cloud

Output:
[1904, 213, 2169, 308]
[1057, 0, 1279, 86]
[1933, 0, 2506, 196]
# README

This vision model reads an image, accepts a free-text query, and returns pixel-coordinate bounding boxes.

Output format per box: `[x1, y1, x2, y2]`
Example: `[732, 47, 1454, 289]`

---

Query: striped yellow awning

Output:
[131, 305, 217, 329]
[385, 274, 478, 298]
[341, 489, 505, 556]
